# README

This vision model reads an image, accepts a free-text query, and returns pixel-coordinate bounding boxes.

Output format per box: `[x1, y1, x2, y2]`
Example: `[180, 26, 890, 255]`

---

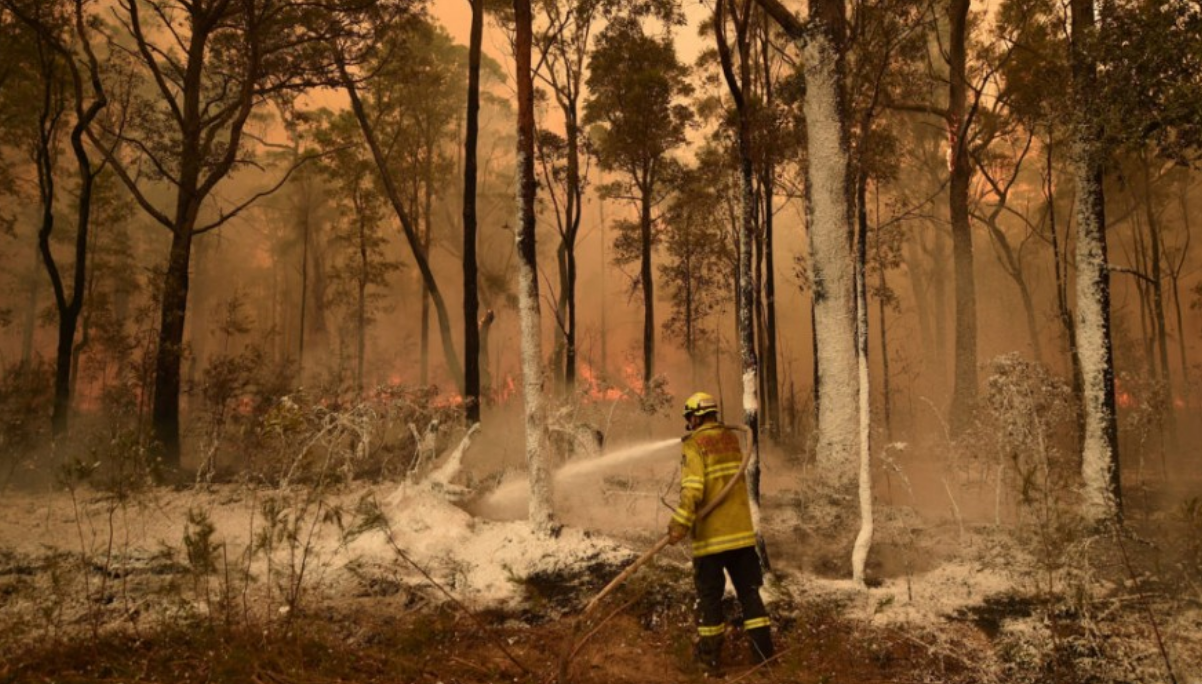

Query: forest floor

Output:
[1, 439, 1200, 684]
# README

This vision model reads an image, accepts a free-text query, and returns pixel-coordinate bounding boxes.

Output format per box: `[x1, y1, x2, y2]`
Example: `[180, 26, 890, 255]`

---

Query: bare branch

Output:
[193, 151, 323, 235]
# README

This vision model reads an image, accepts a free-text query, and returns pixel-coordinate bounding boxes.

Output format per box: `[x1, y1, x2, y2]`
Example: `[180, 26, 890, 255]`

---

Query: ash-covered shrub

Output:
[963, 353, 1079, 514]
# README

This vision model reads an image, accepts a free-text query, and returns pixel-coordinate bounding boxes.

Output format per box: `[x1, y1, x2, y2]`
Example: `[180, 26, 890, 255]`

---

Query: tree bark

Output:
[1046, 133, 1084, 414]
[640, 183, 655, 387]
[21, 2, 107, 437]
[462, 0, 483, 424]
[152, 225, 195, 467]
[852, 165, 873, 585]
[515, 0, 554, 533]
[1070, 0, 1121, 524]
[948, 0, 978, 435]
[1139, 153, 1173, 401]
[802, 0, 858, 477]
[759, 15, 781, 441]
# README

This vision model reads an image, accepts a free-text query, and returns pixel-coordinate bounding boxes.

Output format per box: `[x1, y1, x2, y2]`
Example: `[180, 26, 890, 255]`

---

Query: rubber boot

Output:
[748, 627, 774, 665]
[695, 635, 723, 675]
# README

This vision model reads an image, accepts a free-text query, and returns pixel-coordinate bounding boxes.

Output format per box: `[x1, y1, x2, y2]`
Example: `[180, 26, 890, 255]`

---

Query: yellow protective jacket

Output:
[670, 422, 757, 557]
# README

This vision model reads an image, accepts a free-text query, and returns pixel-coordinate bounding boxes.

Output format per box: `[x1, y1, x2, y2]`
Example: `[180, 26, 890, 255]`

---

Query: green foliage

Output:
[584, 16, 694, 183]
[1094, 0, 1202, 163]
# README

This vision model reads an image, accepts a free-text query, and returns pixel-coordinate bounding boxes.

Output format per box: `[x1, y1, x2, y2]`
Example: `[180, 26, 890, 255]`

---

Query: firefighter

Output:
[668, 391, 774, 672]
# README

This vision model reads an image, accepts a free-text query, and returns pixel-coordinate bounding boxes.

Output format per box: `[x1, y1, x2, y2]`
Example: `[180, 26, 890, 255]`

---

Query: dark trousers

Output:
[693, 545, 773, 664]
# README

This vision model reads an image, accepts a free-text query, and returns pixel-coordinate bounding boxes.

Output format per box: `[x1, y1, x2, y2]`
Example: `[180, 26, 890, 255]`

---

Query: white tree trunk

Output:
[802, 30, 858, 481]
[1072, 144, 1119, 523]
[514, 0, 554, 533]
[1071, 0, 1121, 524]
[852, 184, 873, 586]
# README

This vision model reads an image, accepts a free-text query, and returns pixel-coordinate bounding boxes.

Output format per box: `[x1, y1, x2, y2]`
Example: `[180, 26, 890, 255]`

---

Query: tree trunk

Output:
[1141, 155, 1171, 389]
[640, 185, 655, 387]
[877, 255, 893, 441]
[152, 226, 195, 469]
[563, 108, 582, 395]
[1171, 177, 1191, 399]
[1070, 0, 1121, 524]
[36, 38, 105, 437]
[515, 0, 554, 533]
[948, 0, 978, 435]
[762, 167, 780, 439]
[462, 0, 483, 424]
[760, 21, 781, 442]
[480, 308, 495, 398]
[356, 192, 368, 396]
[420, 185, 431, 387]
[21, 243, 39, 366]
[852, 166, 873, 585]
[299, 179, 310, 375]
[1046, 133, 1084, 414]
[802, 0, 858, 478]
[599, 199, 609, 379]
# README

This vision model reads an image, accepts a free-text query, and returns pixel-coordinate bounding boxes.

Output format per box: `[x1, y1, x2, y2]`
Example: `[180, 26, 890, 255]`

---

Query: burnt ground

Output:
[1, 524, 1197, 684]
[0, 573, 990, 684]
[0, 458, 1199, 684]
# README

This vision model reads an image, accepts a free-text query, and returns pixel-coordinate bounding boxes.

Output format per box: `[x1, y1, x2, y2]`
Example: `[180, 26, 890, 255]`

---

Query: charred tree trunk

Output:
[354, 188, 368, 395]
[21, 242, 39, 366]
[153, 224, 196, 467]
[762, 167, 780, 439]
[640, 181, 655, 387]
[15, 0, 106, 438]
[563, 112, 582, 394]
[876, 245, 893, 441]
[1070, 0, 1121, 523]
[515, 0, 554, 532]
[948, 0, 978, 435]
[1171, 177, 1191, 398]
[420, 179, 431, 387]
[759, 17, 781, 442]
[462, 0, 483, 424]
[1140, 154, 1174, 435]
[298, 175, 311, 375]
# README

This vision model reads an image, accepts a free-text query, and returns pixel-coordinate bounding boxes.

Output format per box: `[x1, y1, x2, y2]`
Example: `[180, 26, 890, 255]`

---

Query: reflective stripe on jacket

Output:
[671, 422, 756, 557]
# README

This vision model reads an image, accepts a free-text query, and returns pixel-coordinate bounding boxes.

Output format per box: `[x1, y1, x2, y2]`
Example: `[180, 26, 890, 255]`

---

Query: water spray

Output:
[480, 437, 680, 512]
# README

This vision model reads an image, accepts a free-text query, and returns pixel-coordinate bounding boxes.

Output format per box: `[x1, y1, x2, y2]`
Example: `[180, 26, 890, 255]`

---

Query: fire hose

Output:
[556, 426, 754, 682]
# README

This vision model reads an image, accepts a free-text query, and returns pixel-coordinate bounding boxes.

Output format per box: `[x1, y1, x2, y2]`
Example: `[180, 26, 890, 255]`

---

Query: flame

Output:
[433, 393, 464, 409]
[578, 362, 625, 402]
[492, 374, 517, 403]
[1116, 390, 1135, 409]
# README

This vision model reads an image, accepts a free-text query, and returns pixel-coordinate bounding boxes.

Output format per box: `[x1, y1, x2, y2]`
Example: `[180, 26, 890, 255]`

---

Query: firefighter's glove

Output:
[667, 522, 689, 544]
